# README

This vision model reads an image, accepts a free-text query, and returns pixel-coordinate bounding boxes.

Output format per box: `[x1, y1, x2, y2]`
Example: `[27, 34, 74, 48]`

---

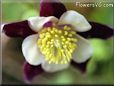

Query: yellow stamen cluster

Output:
[37, 26, 78, 64]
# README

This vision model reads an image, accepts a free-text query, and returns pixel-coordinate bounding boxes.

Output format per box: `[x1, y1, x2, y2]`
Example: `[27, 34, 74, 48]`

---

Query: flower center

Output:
[37, 26, 78, 64]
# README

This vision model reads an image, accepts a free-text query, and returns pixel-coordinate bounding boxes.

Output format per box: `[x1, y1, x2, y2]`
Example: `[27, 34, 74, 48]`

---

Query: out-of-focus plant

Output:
[2, 0, 114, 84]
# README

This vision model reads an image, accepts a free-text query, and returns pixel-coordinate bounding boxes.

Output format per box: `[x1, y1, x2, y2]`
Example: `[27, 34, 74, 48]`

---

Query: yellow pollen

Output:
[37, 26, 78, 64]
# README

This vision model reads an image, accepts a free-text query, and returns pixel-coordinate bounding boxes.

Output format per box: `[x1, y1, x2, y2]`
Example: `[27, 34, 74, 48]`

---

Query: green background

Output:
[2, 0, 114, 85]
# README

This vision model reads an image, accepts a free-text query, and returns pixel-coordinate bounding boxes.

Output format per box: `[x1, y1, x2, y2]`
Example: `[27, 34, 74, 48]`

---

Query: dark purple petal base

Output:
[3, 20, 36, 38]
[71, 60, 89, 73]
[43, 21, 53, 27]
[40, 0, 67, 18]
[23, 62, 44, 82]
[78, 22, 114, 39]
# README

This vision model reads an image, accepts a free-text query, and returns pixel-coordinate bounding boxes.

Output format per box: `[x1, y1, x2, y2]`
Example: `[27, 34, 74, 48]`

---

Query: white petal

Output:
[1, 24, 5, 32]
[58, 10, 91, 32]
[41, 62, 69, 73]
[28, 16, 58, 32]
[72, 34, 93, 63]
[22, 34, 44, 65]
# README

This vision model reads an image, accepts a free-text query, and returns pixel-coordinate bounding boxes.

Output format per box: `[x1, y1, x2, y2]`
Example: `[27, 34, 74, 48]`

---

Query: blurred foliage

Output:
[2, 3, 39, 22]
[89, 7, 113, 26]
[2, 1, 114, 85]
[87, 39, 113, 76]
[90, 39, 113, 62]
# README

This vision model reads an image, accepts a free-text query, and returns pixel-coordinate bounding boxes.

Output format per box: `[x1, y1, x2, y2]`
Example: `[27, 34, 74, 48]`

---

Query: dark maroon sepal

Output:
[71, 60, 89, 73]
[23, 62, 44, 82]
[77, 22, 114, 39]
[40, 0, 67, 18]
[3, 20, 36, 38]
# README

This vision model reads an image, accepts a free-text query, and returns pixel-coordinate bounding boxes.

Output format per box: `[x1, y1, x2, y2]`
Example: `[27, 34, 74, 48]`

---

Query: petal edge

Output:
[71, 59, 89, 73]
[58, 10, 92, 32]
[23, 62, 44, 82]
[78, 22, 114, 39]
[22, 34, 44, 66]
[41, 62, 69, 73]
[40, 0, 67, 18]
[28, 16, 58, 32]
[72, 34, 93, 63]
[3, 20, 36, 38]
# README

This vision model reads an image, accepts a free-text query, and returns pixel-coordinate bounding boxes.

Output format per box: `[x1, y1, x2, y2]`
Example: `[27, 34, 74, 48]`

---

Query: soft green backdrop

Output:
[2, 0, 114, 85]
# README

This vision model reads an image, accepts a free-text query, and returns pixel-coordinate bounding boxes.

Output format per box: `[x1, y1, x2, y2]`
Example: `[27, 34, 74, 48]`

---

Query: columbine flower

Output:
[2, 0, 113, 82]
